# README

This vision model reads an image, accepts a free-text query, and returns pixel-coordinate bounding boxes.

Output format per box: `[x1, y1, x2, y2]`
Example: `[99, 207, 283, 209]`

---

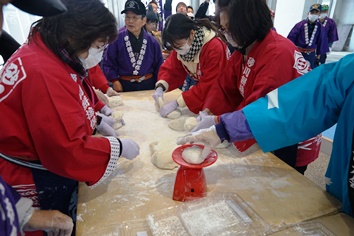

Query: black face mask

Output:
[234, 39, 254, 55]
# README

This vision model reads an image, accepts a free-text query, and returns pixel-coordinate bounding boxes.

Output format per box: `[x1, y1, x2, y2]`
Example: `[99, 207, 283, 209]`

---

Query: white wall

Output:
[334, 0, 354, 24]
[273, 0, 306, 37]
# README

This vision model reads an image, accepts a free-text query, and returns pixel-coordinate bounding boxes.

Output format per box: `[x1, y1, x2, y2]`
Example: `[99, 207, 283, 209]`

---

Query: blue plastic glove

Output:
[97, 120, 118, 137]
[120, 138, 140, 160]
[191, 111, 216, 132]
[97, 113, 115, 127]
[177, 126, 221, 159]
[100, 105, 113, 116]
[159, 100, 178, 117]
[152, 87, 164, 110]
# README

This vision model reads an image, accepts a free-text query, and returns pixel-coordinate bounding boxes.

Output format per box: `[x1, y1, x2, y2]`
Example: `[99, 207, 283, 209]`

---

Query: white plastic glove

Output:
[97, 113, 115, 127]
[152, 87, 164, 110]
[24, 209, 73, 236]
[100, 105, 113, 116]
[94, 89, 109, 105]
[159, 100, 178, 117]
[191, 111, 216, 132]
[120, 138, 140, 160]
[177, 126, 221, 159]
[97, 120, 119, 137]
[106, 87, 120, 97]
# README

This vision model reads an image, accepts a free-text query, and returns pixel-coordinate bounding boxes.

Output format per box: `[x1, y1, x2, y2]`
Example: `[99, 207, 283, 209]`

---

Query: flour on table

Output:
[180, 201, 243, 236]
[182, 146, 204, 164]
[150, 140, 178, 170]
[108, 96, 123, 108]
[147, 215, 188, 236]
[184, 117, 197, 131]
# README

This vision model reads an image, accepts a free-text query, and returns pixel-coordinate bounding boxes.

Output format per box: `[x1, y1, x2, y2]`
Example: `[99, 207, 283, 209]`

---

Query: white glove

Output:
[106, 87, 120, 97]
[191, 111, 216, 132]
[159, 100, 178, 117]
[24, 209, 73, 236]
[152, 87, 164, 110]
[100, 105, 113, 116]
[97, 120, 119, 137]
[120, 138, 140, 160]
[94, 89, 109, 105]
[97, 113, 115, 127]
[177, 126, 221, 159]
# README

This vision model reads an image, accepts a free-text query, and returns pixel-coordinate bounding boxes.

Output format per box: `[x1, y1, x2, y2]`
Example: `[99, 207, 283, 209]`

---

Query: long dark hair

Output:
[29, 0, 118, 58]
[218, 0, 272, 46]
[162, 13, 217, 51]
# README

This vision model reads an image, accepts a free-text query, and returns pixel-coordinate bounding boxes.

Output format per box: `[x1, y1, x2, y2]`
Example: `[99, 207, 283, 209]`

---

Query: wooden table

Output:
[76, 89, 342, 235]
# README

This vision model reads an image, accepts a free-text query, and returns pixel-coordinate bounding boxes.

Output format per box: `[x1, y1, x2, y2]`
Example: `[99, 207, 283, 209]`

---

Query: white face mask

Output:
[319, 13, 328, 20]
[308, 14, 319, 22]
[79, 47, 104, 69]
[175, 42, 191, 55]
[224, 32, 241, 48]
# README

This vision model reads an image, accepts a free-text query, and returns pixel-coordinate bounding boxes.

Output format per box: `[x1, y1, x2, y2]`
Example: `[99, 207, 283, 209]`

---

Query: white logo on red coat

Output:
[247, 57, 255, 67]
[0, 58, 27, 102]
[293, 51, 310, 75]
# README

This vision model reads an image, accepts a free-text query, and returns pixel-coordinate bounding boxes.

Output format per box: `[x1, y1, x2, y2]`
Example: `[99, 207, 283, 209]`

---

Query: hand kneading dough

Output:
[108, 96, 123, 108]
[150, 140, 178, 170]
[182, 146, 205, 164]
[168, 117, 188, 131]
[157, 97, 181, 119]
[184, 117, 197, 131]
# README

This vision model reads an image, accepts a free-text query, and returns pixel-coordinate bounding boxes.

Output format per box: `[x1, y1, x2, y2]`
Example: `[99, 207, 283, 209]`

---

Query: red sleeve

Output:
[182, 38, 230, 114]
[23, 67, 112, 185]
[203, 52, 244, 115]
[88, 65, 110, 93]
[157, 50, 188, 91]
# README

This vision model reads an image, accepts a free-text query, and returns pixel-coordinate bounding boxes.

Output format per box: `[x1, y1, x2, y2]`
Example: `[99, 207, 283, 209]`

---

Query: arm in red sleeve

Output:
[23, 69, 119, 186]
[202, 52, 244, 115]
[88, 65, 110, 93]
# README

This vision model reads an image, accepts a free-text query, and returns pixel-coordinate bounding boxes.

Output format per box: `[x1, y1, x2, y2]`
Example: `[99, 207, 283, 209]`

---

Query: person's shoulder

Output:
[258, 31, 297, 58]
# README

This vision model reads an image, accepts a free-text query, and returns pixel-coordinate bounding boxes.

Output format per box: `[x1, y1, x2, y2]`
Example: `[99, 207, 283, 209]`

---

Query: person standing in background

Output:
[287, 4, 327, 69]
[315, 4, 339, 67]
[102, 0, 163, 92]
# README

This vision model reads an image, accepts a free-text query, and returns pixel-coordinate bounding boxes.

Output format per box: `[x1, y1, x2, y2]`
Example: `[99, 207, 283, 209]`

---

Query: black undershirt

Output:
[128, 30, 144, 59]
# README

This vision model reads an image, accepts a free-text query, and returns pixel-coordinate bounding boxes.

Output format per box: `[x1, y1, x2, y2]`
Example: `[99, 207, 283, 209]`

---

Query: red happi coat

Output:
[0, 34, 119, 215]
[158, 34, 230, 114]
[204, 30, 320, 166]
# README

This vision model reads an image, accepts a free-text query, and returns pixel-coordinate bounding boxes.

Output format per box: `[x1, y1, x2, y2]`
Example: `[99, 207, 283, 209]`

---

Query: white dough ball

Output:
[182, 146, 204, 164]
[184, 117, 197, 131]
[108, 96, 123, 108]
[168, 117, 188, 131]
[166, 109, 182, 119]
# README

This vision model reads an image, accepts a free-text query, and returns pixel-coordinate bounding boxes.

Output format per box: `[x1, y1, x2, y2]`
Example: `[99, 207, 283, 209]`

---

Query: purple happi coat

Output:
[102, 28, 163, 85]
[0, 177, 20, 235]
[287, 19, 328, 54]
[320, 17, 339, 47]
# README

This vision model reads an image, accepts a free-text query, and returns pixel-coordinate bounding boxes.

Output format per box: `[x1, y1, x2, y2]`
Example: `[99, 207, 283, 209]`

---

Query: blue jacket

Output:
[243, 54, 354, 215]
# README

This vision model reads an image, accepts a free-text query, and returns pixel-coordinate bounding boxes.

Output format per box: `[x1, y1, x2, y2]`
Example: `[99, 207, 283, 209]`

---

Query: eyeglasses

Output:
[218, 26, 228, 35]
[125, 15, 143, 22]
